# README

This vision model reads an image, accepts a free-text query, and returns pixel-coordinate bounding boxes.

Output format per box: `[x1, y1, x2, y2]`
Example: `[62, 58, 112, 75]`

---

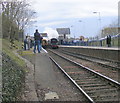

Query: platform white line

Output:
[42, 47, 48, 53]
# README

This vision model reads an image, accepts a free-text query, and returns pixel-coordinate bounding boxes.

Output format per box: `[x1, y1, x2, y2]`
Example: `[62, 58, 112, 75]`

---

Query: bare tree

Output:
[2, 0, 36, 41]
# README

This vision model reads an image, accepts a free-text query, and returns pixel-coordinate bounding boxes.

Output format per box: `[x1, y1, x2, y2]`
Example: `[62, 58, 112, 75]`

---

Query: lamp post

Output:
[78, 20, 82, 35]
[78, 20, 84, 36]
[93, 12, 101, 28]
[93, 12, 102, 38]
[71, 25, 75, 39]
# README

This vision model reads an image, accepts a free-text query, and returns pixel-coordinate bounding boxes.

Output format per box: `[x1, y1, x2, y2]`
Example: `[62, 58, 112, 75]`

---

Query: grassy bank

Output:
[20, 50, 35, 65]
[2, 39, 25, 67]
[2, 39, 26, 101]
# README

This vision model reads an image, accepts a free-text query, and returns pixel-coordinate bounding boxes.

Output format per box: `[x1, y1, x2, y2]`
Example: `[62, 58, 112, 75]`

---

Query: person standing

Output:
[33, 29, 43, 53]
[27, 36, 31, 50]
[24, 36, 28, 50]
[106, 35, 111, 47]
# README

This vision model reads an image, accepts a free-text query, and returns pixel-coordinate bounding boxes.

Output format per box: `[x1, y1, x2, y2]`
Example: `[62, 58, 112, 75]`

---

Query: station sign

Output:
[56, 28, 70, 35]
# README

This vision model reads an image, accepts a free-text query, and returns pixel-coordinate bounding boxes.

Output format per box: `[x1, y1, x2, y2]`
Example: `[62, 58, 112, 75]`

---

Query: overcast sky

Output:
[26, 0, 119, 38]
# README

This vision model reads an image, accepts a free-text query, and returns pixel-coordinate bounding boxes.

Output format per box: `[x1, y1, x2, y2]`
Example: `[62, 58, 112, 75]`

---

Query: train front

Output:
[50, 38, 58, 49]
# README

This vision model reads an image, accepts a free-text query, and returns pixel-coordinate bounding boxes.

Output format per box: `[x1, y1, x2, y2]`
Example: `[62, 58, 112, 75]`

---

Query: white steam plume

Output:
[43, 27, 59, 40]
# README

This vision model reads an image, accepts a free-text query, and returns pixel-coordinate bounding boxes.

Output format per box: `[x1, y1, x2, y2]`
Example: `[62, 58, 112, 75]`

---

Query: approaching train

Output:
[42, 39, 48, 49]
[50, 38, 58, 49]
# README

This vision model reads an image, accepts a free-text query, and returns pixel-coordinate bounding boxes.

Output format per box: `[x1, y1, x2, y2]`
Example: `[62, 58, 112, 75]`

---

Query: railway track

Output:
[58, 49, 120, 69]
[48, 49, 120, 102]
[51, 49, 119, 82]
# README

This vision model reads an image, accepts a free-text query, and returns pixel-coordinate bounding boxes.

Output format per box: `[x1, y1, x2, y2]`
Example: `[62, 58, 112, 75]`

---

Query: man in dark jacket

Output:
[106, 35, 111, 47]
[33, 29, 43, 53]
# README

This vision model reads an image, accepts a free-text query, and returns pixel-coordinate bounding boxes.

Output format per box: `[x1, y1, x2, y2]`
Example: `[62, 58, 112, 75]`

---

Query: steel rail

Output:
[49, 49, 120, 87]
[49, 55, 95, 103]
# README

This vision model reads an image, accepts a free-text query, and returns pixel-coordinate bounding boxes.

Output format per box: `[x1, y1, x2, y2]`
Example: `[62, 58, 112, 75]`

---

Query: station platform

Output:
[34, 48, 60, 100]
[59, 45, 120, 63]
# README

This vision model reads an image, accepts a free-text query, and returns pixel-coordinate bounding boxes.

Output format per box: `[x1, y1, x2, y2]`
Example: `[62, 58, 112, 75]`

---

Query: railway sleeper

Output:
[87, 89, 118, 95]
[77, 77, 102, 82]
[63, 66, 87, 70]
[71, 77, 98, 82]
[78, 83, 107, 88]
[67, 71, 92, 75]
[76, 80, 107, 85]
[62, 69, 84, 73]
[67, 71, 88, 74]
[63, 69, 84, 72]
[67, 73, 89, 76]
[91, 93, 118, 101]
[69, 74, 97, 79]
[74, 78, 99, 82]
[83, 86, 112, 91]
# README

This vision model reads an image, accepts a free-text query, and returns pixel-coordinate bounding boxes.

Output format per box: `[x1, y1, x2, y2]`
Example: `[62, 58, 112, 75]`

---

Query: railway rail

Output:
[51, 49, 119, 82]
[48, 49, 120, 102]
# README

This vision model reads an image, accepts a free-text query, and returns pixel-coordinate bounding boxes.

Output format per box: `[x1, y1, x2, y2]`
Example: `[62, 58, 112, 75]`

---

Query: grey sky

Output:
[26, 0, 119, 38]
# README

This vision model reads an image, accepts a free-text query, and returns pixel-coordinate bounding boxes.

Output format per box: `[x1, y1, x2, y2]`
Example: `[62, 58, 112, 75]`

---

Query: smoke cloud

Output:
[43, 27, 59, 40]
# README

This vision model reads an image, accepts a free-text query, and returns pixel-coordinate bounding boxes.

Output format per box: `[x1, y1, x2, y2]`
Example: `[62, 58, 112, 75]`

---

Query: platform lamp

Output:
[93, 11, 102, 38]
[71, 25, 75, 39]
[78, 20, 83, 36]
